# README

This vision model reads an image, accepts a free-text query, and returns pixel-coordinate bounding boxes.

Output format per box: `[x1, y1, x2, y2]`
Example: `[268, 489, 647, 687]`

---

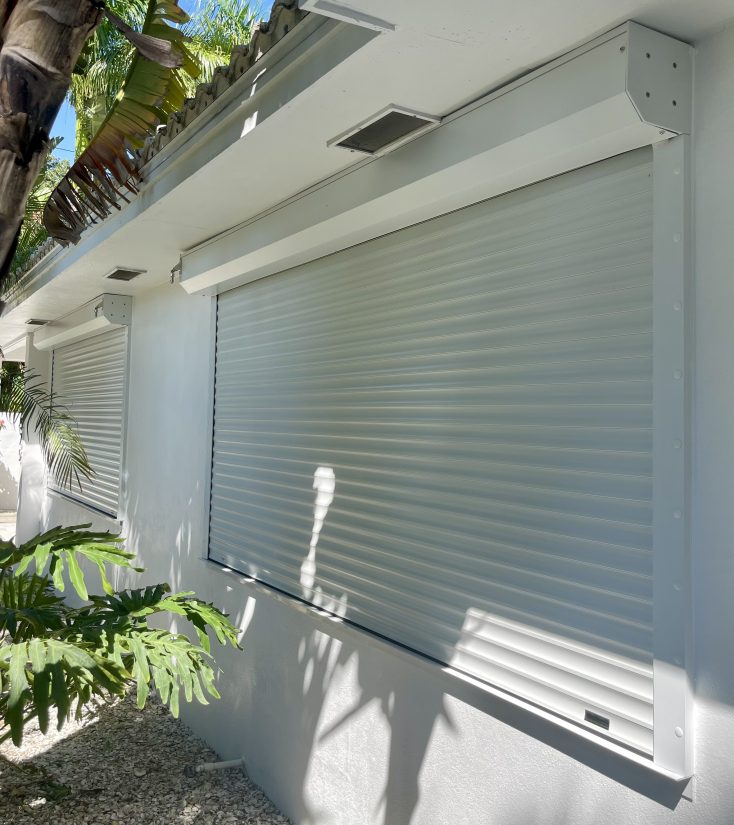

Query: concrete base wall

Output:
[35, 21, 734, 825]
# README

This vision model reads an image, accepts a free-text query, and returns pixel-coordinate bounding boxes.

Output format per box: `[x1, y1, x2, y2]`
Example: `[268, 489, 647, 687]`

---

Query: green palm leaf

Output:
[0, 368, 93, 491]
[181, 0, 258, 93]
[3, 148, 69, 292]
[44, 1, 198, 244]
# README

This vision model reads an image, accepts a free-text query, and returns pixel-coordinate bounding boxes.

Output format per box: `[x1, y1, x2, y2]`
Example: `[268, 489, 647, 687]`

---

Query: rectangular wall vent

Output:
[329, 106, 439, 156]
[26, 318, 48, 326]
[106, 267, 145, 282]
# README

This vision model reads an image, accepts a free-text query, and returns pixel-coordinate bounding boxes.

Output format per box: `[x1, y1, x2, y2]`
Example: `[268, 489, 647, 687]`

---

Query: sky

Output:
[50, 0, 204, 160]
[51, 101, 76, 161]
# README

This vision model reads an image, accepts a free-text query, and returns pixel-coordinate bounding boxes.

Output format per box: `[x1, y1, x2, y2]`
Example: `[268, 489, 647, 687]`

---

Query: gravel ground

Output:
[0, 511, 15, 542]
[0, 695, 291, 825]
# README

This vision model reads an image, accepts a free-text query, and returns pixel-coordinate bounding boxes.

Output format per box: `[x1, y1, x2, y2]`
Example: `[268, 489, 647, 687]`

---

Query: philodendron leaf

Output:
[64, 550, 88, 601]
[28, 639, 51, 734]
[10, 525, 143, 600]
[1, 524, 239, 745]
[7, 644, 30, 745]
[129, 636, 151, 709]
[51, 557, 66, 593]
[0, 637, 131, 745]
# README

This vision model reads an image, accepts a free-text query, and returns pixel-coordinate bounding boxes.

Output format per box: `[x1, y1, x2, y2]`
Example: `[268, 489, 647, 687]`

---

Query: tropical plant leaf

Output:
[44, 0, 198, 245]
[2, 147, 69, 292]
[66, 584, 239, 715]
[0, 368, 93, 491]
[0, 637, 129, 745]
[0, 574, 66, 641]
[105, 7, 185, 67]
[180, 0, 257, 93]
[2, 525, 143, 603]
[73, 584, 240, 652]
[157, 592, 241, 651]
[0, 526, 238, 747]
[104, 627, 223, 717]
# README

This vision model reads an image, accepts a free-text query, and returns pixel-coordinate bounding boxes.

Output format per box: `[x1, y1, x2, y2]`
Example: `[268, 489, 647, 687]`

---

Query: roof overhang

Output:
[0, 0, 731, 351]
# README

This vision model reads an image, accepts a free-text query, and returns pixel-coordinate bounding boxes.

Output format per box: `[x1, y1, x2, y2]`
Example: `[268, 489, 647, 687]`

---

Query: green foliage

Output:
[0, 360, 23, 401]
[70, 0, 151, 156]
[69, 0, 260, 154]
[181, 0, 259, 92]
[3, 149, 69, 292]
[0, 365, 93, 492]
[8, 0, 260, 271]
[0, 576, 64, 640]
[0, 525, 240, 746]
[44, 0, 197, 245]
[2, 524, 142, 599]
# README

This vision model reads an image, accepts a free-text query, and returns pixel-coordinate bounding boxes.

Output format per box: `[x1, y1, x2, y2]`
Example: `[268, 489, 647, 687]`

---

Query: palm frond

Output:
[180, 0, 258, 92]
[44, 0, 197, 245]
[4, 150, 69, 292]
[1, 369, 93, 491]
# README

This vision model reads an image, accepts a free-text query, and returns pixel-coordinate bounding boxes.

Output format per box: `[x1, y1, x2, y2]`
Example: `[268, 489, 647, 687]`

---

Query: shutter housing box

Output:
[34, 294, 132, 352]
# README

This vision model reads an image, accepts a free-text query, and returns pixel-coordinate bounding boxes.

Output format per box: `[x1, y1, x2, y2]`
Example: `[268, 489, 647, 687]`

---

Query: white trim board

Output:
[651, 135, 692, 777]
[180, 21, 693, 295]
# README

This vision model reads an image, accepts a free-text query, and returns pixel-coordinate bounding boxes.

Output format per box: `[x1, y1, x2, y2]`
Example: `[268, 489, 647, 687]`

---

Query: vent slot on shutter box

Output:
[328, 106, 440, 155]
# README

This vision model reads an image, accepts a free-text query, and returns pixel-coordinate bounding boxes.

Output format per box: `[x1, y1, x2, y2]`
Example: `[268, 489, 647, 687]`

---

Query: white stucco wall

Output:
[0, 415, 21, 511]
[34, 20, 734, 825]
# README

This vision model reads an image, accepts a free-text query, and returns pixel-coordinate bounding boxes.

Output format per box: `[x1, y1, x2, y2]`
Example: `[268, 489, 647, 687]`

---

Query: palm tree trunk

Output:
[0, 0, 103, 283]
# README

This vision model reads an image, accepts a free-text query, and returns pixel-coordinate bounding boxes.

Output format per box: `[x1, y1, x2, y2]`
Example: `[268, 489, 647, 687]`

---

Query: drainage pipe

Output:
[183, 757, 245, 778]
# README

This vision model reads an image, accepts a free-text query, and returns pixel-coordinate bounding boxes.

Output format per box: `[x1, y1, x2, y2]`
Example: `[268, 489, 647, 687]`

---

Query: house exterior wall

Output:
[0, 417, 21, 511]
[35, 21, 734, 825]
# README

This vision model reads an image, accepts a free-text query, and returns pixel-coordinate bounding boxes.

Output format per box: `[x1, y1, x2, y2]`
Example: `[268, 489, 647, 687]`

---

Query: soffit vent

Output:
[26, 318, 48, 326]
[106, 267, 146, 282]
[329, 106, 440, 156]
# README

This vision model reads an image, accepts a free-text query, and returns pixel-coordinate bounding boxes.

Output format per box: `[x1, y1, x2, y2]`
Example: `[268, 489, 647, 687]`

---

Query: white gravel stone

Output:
[0, 695, 291, 825]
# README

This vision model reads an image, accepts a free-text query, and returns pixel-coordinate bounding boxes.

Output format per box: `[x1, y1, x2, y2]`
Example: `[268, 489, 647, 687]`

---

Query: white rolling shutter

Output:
[209, 149, 654, 753]
[51, 327, 128, 517]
